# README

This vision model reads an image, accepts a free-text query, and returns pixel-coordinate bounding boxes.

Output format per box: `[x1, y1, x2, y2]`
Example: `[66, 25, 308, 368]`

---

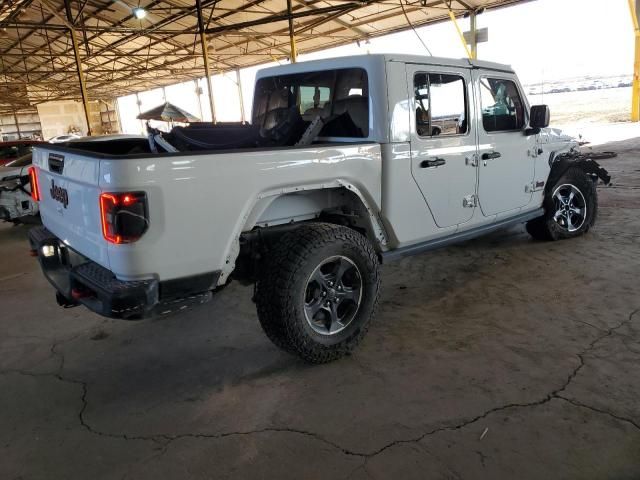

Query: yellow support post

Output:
[64, 0, 92, 135]
[448, 9, 472, 60]
[287, 0, 297, 63]
[629, 0, 640, 121]
[236, 68, 246, 123]
[196, 0, 217, 123]
[469, 10, 477, 60]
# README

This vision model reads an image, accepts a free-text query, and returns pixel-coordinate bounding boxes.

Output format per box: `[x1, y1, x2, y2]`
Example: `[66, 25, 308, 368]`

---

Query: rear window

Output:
[253, 68, 369, 138]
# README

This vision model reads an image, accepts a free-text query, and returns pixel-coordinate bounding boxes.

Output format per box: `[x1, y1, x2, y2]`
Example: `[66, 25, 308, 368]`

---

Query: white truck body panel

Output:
[472, 69, 536, 216]
[31, 54, 576, 288]
[32, 148, 109, 268]
[31, 134, 149, 270]
[405, 63, 479, 228]
[34, 143, 382, 282]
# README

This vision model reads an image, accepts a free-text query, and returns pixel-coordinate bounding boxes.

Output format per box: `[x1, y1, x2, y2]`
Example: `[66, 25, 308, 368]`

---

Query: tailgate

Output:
[32, 146, 110, 269]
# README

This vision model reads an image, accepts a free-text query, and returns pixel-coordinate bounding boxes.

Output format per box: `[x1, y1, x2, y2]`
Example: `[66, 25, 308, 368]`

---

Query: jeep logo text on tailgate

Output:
[50, 179, 69, 208]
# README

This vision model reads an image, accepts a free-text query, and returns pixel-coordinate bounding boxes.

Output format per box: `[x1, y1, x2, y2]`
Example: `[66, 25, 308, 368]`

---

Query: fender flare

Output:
[217, 180, 388, 285]
[546, 151, 611, 195]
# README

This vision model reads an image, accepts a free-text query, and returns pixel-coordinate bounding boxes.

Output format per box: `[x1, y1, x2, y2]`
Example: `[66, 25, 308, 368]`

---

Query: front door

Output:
[406, 65, 478, 228]
[473, 72, 536, 216]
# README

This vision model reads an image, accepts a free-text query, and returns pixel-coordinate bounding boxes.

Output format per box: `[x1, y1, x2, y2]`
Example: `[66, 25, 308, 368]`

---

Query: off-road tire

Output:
[526, 166, 598, 241]
[255, 223, 381, 363]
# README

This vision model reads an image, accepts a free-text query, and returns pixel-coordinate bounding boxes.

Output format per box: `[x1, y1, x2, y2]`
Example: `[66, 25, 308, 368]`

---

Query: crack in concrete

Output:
[50, 332, 86, 373]
[0, 272, 27, 283]
[342, 462, 370, 480]
[2, 309, 638, 463]
[572, 318, 608, 332]
[353, 307, 640, 458]
[555, 396, 640, 430]
[476, 450, 488, 468]
[553, 308, 639, 399]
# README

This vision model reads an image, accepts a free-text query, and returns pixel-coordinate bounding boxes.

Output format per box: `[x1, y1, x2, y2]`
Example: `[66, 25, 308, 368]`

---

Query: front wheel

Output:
[526, 166, 598, 241]
[255, 223, 381, 363]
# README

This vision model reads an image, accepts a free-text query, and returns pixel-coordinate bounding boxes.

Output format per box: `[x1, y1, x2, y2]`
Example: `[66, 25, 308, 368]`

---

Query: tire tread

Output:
[255, 223, 380, 363]
[526, 167, 597, 241]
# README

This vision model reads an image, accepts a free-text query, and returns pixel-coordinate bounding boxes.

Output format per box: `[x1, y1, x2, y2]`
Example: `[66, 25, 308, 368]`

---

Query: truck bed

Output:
[31, 139, 383, 285]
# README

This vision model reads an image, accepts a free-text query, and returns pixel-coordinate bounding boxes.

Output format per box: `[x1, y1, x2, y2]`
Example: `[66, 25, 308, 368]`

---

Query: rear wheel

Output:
[526, 167, 597, 241]
[255, 223, 380, 363]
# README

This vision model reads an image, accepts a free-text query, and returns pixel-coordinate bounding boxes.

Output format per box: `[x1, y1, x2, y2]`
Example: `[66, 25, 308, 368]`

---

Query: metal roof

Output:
[0, 0, 531, 112]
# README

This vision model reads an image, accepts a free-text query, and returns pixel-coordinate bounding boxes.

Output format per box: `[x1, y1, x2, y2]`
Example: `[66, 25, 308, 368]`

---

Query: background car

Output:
[0, 153, 38, 224]
[48, 134, 81, 143]
[0, 140, 45, 166]
[0, 134, 146, 224]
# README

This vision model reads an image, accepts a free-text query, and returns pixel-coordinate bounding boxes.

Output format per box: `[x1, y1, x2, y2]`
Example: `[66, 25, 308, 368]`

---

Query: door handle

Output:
[420, 158, 446, 168]
[481, 151, 501, 160]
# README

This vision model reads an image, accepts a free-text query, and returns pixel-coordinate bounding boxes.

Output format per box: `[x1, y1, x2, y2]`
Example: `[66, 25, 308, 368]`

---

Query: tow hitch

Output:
[56, 292, 78, 308]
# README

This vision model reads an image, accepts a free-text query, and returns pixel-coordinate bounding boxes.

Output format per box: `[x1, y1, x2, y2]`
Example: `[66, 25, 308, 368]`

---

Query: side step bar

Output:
[382, 208, 544, 262]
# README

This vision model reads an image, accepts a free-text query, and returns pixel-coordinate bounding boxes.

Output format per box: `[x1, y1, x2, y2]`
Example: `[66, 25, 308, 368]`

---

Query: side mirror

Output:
[529, 104, 550, 129]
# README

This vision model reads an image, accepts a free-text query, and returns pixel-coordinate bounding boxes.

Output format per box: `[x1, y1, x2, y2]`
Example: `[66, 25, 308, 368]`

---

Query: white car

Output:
[48, 134, 81, 143]
[0, 154, 39, 223]
[28, 55, 610, 363]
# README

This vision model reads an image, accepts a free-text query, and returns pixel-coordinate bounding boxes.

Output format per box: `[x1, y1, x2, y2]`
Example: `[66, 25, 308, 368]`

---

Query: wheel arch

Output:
[220, 182, 388, 285]
[242, 182, 387, 242]
[546, 152, 611, 195]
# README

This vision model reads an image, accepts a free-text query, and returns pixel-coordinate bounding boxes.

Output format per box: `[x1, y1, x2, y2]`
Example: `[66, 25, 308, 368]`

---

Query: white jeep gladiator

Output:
[28, 54, 610, 363]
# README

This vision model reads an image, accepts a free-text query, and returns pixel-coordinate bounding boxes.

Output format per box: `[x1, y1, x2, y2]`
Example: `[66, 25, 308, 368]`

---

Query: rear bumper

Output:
[28, 226, 219, 320]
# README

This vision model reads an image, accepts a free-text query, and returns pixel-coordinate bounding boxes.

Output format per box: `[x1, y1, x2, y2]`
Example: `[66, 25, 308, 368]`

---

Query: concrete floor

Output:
[1, 135, 639, 480]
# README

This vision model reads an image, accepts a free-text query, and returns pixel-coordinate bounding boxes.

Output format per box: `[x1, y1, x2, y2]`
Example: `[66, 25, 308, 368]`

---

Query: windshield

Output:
[4, 153, 32, 168]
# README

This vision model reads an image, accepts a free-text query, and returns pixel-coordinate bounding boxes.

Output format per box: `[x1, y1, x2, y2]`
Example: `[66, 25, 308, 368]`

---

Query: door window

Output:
[480, 78, 525, 132]
[414, 73, 467, 137]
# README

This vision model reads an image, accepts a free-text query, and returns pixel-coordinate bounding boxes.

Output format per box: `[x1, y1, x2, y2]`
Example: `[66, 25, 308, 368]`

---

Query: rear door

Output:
[406, 64, 478, 228]
[473, 72, 536, 216]
[32, 146, 110, 269]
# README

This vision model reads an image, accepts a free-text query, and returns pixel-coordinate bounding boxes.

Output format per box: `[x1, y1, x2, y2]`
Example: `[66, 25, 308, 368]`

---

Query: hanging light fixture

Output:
[132, 7, 147, 19]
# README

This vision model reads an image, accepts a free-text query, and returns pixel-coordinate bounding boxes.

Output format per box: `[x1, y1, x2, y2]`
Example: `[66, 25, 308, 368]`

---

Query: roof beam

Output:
[292, 0, 370, 38]
[0, 21, 193, 34]
[203, 1, 376, 35]
[0, 0, 535, 109]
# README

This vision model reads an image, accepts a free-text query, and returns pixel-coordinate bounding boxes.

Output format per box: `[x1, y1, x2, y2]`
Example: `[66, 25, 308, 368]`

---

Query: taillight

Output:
[99, 192, 148, 244]
[28, 166, 40, 201]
